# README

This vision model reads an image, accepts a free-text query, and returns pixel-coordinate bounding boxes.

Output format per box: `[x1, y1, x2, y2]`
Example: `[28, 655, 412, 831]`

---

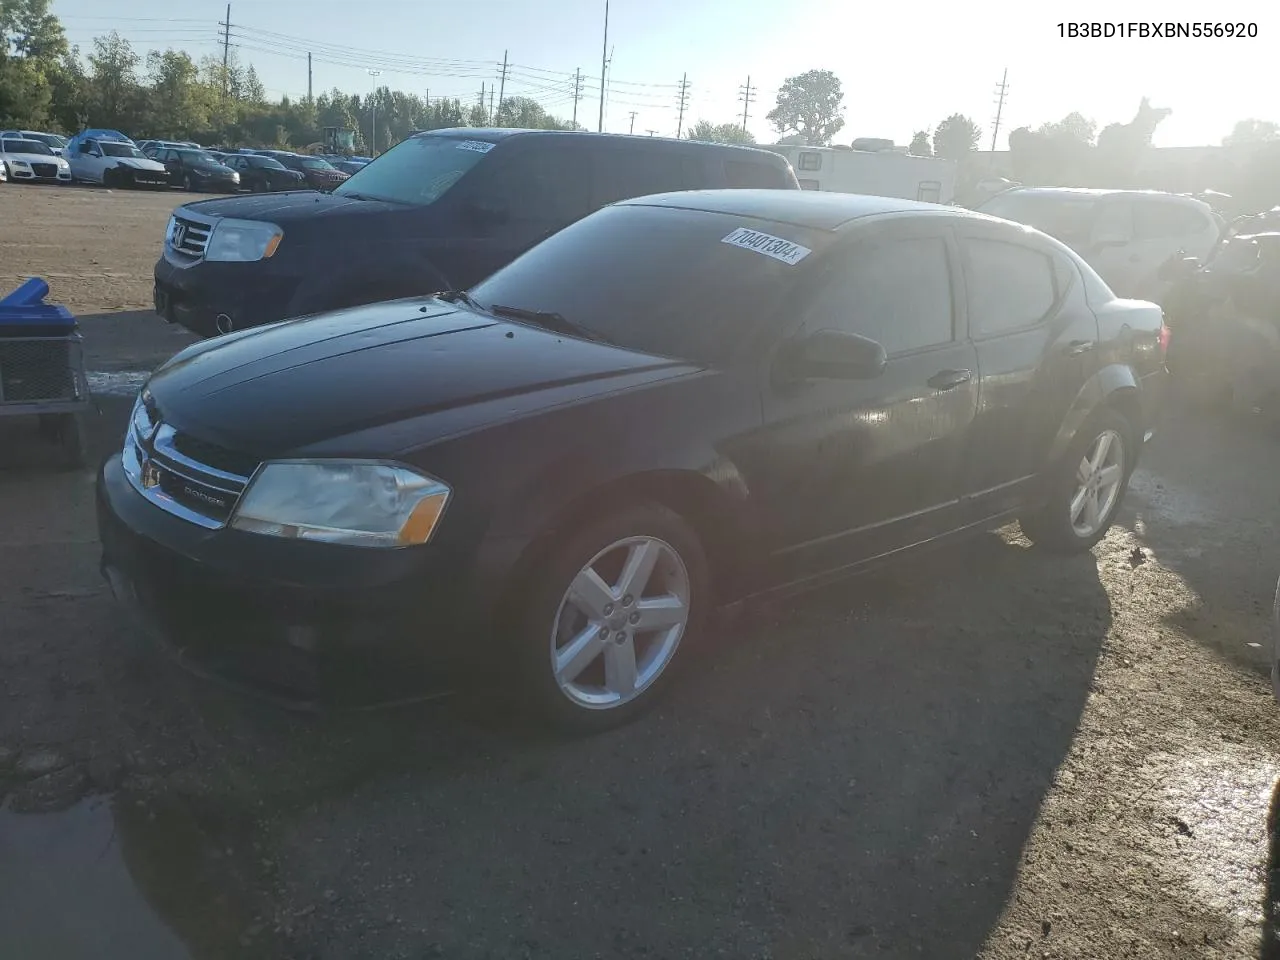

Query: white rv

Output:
[764, 144, 957, 204]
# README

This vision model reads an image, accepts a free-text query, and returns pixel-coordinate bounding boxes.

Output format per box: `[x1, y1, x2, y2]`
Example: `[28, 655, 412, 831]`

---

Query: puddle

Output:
[88, 370, 150, 397]
[0, 795, 192, 959]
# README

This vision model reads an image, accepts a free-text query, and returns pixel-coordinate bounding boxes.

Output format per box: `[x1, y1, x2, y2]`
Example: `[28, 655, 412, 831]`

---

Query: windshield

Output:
[177, 149, 221, 165]
[470, 204, 827, 366]
[300, 157, 335, 170]
[101, 142, 143, 158]
[250, 157, 287, 170]
[2, 139, 52, 155]
[29, 133, 65, 149]
[979, 192, 1099, 243]
[333, 135, 490, 205]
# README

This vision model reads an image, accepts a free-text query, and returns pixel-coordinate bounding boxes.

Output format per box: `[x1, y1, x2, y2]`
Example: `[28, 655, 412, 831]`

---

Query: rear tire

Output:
[1019, 407, 1135, 553]
[506, 502, 710, 735]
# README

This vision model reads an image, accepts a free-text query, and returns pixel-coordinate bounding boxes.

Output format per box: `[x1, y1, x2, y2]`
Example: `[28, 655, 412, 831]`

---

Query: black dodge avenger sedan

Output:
[97, 189, 1169, 732]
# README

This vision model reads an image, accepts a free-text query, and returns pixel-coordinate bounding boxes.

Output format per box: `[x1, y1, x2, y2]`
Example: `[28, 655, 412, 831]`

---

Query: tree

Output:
[932, 113, 981, 162]
[87, 31, 141, 129]
[766, 69, 844, 146]
[1, 0, 66, 60]
[1037, 111, 1096, 145]
[686, 119, 755, 144]
[145, 49, 206, 138]
[908, 130, 932, 156]
[495, 95, 572, 130]
[1223, 119, 1280, 147]
[1096, 97, 1171, 185]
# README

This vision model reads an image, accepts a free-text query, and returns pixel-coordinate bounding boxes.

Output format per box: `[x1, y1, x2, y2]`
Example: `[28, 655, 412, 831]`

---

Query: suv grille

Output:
[31, 163, 57, 179]
[169, 215, 212, 259]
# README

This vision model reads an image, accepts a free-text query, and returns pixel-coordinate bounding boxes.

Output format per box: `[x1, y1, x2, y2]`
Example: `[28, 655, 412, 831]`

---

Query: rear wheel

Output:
[1020, 408, 1134, 553]
[508, 502, 709, 734]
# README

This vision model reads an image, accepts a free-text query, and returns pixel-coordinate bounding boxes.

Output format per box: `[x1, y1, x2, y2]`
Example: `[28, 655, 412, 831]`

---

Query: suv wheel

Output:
[1020, 408, 1134, 553]
[510, 502, 709, 734]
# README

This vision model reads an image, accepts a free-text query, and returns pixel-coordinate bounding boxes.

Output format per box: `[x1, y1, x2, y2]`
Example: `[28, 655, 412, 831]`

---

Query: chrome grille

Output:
[168, 214, 213, 259]
[123, 398, 258, 529]
[31, 163, 57, 178]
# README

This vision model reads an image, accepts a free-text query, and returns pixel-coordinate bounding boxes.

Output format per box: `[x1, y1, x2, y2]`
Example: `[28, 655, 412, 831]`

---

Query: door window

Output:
[963, 237, 1058, 335]
[486, 148, 592, 223]
[591, 149, 703, 207]
[1132, 200, 1212, 239]
[802, 236, 954, 355]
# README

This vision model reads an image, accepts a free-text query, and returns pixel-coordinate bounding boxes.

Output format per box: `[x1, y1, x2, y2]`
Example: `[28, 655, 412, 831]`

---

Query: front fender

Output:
[1044, 363, 1140, 466]
[285, 250, 451, 316]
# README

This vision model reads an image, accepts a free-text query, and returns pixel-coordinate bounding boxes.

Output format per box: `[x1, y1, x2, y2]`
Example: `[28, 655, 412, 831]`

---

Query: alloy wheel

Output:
[1070, 428, 1125, 538]
[550, 536, 691, 710]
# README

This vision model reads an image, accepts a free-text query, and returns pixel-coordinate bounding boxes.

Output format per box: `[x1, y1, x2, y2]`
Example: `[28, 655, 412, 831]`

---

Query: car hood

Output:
[3, 151, 65, 165]
[147, 300, 695, 457]
[115, 157, 167, 172]
[180, 190, 400, 225]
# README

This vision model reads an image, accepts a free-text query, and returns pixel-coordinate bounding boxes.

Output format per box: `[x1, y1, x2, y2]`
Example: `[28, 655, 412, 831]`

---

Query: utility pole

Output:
[628, 110, 638, 134]
[489, 87, 495, 123]
[307, 52, 312, 101]
[990, 68, 1009, 152]
[479, 82, 486, 122]
[739, 75, 756, 135]
[496, 50, 509, 126]
[645, 129, 656, 137]
[571, 68, 583, 128]
[368, 68, 381, 155]
[675, 72, 690, 139]
[597, 0, 609, 132]
[219, 4, 231, 98]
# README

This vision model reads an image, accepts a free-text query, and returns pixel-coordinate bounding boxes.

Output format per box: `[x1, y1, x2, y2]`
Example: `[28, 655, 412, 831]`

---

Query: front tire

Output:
[509, 502, 709, 734]
[1020, 408, 1134, 553]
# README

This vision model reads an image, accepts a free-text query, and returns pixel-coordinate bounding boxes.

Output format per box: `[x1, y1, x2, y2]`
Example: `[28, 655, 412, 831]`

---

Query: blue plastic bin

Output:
[0, 278, 78, 337]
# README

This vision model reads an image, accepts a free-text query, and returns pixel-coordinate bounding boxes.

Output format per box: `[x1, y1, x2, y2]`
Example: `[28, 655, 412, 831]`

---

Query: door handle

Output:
[927, 369, 972, 390]
[1067, 339, 1096, 356]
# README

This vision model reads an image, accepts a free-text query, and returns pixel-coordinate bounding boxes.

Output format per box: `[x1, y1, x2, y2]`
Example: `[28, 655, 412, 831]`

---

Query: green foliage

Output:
[932, 114, 981, 162]
[1223, 119, 1280, 148]
[686, 119, 755, 144]
[766, 69, 844, 145]
[908, 130, 931, 157]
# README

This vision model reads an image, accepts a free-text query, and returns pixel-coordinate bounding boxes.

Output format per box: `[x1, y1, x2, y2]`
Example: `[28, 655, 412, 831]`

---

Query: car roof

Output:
[616, 189, 986, 232]
[412, 127, 791, 161]
[994, 186, 1208, 205]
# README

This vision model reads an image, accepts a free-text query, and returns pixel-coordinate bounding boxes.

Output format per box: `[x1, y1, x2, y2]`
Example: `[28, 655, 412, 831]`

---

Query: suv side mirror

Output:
[776, 329, 887, 382]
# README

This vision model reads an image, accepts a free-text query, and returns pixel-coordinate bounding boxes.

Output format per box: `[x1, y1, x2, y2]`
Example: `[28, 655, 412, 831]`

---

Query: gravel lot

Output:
[2, 183, 1279, 960]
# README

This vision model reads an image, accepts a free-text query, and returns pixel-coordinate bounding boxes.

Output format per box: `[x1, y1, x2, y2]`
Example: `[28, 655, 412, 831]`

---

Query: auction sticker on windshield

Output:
[456, 140, 495, 154]
[720, 227, 812, 265]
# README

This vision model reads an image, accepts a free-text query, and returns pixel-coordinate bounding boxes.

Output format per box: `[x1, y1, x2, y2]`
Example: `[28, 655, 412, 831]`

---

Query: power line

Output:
[739, 75, 756, 134]
[675, 73, 690, 138]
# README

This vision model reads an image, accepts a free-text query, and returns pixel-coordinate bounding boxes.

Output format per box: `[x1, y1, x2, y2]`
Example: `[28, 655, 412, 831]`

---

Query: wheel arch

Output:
[1045, 363, 1143, 466]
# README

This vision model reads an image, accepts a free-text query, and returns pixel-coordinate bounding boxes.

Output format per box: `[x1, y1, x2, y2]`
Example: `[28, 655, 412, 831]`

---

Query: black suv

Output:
[152, 128, 802, 337]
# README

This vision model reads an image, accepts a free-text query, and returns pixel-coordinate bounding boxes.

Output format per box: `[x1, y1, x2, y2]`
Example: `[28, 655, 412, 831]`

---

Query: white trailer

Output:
[764, 144, 957, 204]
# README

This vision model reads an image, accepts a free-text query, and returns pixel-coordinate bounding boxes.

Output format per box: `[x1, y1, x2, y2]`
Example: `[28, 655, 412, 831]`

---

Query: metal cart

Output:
[0, 278, 91, 468]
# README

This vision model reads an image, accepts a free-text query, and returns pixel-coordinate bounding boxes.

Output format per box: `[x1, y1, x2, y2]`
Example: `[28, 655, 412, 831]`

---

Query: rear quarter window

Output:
[723, 159, 787, 189]
[591, 149, 705, 206]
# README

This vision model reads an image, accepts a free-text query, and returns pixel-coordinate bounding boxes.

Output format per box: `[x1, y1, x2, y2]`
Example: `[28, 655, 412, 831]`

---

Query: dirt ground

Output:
[2, 183, 1280, 960]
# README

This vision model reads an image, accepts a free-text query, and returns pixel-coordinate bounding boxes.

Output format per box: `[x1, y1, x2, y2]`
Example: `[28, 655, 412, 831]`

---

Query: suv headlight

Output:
[229, 460, 451, 547]
[205, 218, 283, 262]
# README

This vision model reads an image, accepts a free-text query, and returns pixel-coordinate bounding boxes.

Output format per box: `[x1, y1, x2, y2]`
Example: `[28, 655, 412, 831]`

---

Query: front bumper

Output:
[7, 166, 71, 182]
[119, 166, 172, 188]
[154, 255, 301, 336]
[96, 452, 495, 709]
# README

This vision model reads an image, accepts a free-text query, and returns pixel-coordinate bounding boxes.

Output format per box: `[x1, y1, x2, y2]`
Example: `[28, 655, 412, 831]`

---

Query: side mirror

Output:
[776, 329, 887, 382]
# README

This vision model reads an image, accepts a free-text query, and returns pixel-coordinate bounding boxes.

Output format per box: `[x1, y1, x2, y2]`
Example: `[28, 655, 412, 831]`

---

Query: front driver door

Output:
[754, 219, 980, 585]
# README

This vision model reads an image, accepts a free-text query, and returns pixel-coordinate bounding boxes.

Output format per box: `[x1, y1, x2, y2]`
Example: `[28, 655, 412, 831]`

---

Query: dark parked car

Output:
[1162, 228, 1280, 413]
[152, 128, 802, 337]
[266, 151, 350, 190]
[144, 146, 240, 192]
[221, 153, 306, 193]
[102, 190, 1168, 731]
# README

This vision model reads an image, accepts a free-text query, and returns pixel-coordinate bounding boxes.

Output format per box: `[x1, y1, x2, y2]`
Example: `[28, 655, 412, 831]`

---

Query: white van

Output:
[763, 144, 957, 204]
[975, 187, 1222, 303]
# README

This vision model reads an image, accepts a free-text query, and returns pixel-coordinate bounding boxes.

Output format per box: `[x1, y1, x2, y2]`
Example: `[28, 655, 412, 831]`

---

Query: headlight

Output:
[12, 160, 30, 168]
[204, 218, 283, 262]
[230, 172, 240, 182]
[229, 460, 450, 547]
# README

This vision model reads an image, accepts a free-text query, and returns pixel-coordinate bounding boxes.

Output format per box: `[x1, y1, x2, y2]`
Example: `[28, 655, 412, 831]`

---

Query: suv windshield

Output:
[979, 192, 1099, 243]
[28, 133, 64, 149]
[2, 139, 52, 155]
[333, 135, 491, 205]
[469, 204, 827, 366]
[100, 142, 144, 158]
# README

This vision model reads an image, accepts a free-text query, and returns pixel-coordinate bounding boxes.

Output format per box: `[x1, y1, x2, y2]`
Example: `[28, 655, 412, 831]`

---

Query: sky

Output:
[51, 0, 1277, 150]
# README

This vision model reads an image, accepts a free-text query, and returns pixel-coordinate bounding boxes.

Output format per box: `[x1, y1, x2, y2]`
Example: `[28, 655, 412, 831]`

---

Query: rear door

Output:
[589, 145, 706, 206]
[756, 217, 979, 582]
[954, 221, 1102, 517]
